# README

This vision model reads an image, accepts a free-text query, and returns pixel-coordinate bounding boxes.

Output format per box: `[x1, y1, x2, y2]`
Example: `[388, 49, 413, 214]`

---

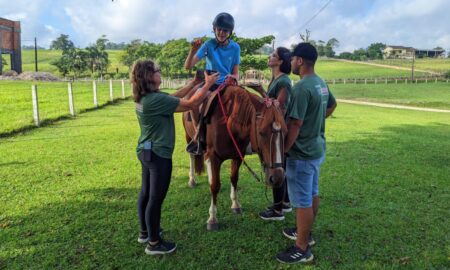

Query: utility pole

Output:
[411, 49, 415, 81]
[34, 37, 38, 72]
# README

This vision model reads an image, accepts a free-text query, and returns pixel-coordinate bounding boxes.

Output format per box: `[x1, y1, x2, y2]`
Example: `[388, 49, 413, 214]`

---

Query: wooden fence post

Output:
[416, 79, 418, 84]
[343, 79, 346, 84]
[435, 78, 437, 83]
[375, 79, 377, 84]
[31, 85, 40, 126]
[395, 79, 397, 84]
[333, 79, 335, 85]
[121, 80, 125, 98]
[109, 79, 114, 102]
[354, 79, 357, 84]
[385, 78, 387, 84]
[425, 78, 427, 83]
[365, 79, 367, 84]
[68, 82, 75, 116]
[93, 80, 98, 107]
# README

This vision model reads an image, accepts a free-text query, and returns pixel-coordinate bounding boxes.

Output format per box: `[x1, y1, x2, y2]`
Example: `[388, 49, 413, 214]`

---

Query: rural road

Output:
[337, 99, 450, 113]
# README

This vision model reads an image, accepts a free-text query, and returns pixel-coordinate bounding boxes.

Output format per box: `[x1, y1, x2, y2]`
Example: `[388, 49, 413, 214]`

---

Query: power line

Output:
[296, 0, 333, 33]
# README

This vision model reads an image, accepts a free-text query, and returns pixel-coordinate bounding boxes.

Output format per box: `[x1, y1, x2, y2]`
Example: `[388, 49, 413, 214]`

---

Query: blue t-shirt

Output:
[195, 39, 241, 84]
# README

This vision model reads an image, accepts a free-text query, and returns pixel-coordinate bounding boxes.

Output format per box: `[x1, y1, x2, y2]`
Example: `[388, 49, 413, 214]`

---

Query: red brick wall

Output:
[0, 18, 21, 51]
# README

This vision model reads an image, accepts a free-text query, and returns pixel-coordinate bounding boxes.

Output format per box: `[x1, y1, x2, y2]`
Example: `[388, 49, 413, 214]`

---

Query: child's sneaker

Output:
[282, 227, 315, 246]
[258, 208, 284, 221]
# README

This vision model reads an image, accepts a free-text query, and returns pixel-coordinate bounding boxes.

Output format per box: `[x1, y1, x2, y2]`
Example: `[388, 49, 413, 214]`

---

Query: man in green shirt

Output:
[276, 43, 337, 264]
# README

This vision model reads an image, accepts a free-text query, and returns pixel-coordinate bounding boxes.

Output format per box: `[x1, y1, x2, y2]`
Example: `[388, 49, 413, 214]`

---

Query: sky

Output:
[1, 0, 449, 53]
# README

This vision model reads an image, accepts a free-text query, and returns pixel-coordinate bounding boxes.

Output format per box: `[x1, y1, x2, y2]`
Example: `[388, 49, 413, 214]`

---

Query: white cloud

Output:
[0, 0, 449, 52]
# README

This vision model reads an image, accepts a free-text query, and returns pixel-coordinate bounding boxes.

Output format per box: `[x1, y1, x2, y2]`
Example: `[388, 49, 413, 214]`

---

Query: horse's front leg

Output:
[230, 158, 243, 214]
[205, 155, 222, 231]
[188, 154, 197, 187]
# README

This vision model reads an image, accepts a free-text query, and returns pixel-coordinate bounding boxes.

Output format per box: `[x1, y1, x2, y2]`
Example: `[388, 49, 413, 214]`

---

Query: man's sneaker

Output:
[259, 208, 284, 221]
[145, 240, 177, 255]
[276, 245, 313, 264]
[137, 229, 164, 244]
[266, 203, 292, 213]
[282, 227, 316, 246]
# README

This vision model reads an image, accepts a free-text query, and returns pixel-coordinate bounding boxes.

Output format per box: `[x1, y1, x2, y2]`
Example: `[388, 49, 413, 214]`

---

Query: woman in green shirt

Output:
[246, 47, 293, 221]
[131, 60, 218, 255]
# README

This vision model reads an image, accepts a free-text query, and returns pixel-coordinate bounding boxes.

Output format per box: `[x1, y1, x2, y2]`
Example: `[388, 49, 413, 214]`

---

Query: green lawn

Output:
[9, 50, 129, 76]
[371, 58, 450, 74]
[0, 80, 131, 136]
[0, 98, 449, 269]
[313, 59, 428, 80]
[330, 82, 450, 109]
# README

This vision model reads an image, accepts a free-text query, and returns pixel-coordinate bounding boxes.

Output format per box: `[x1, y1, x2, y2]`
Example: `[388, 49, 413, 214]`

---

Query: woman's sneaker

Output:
[137, 229, 164, 244]
[282, 227, 315, 246]
[145, 240, 177, 255]
[276, 245, 313, 264]
[266, 203, 292, 213]
[259, 208, 284, 221]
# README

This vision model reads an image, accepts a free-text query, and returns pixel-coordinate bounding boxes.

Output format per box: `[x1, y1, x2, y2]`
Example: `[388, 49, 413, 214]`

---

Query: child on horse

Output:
[184, 12, 241, 155]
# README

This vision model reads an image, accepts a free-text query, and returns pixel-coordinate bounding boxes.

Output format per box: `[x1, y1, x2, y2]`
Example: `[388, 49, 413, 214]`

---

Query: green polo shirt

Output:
[135, 92, 180, 159]
[267, 74, 292, 110]
[287, 74, 330, 160]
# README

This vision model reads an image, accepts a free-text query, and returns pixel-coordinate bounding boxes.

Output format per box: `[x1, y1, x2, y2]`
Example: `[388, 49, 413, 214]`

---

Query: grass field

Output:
[0, 80, 132, 136]
[313, 59, 428, 80]
[330, 82, 450, 109]
[371, 58, 450, 74]
[3, 50, 440, 80]
[3, 50, 129, 76]
[0, 95, 449, 269]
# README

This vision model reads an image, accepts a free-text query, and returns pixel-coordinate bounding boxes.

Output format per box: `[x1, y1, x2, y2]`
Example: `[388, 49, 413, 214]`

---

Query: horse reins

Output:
[215, 77, 263, 183]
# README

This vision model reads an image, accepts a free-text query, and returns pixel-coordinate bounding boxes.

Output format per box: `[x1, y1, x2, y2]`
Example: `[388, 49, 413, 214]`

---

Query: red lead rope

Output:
[215, 78, 262, 183]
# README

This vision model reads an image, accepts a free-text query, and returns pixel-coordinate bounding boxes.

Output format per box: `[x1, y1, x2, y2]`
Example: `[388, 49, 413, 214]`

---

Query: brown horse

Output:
[182, 85, 287, 230]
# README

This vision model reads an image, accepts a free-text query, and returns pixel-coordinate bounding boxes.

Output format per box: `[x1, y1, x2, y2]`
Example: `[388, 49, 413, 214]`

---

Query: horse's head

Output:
[251, 98, 288, 188]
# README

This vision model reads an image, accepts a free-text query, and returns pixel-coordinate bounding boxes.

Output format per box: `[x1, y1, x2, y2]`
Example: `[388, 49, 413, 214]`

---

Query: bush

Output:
[444, 70, 450, 79]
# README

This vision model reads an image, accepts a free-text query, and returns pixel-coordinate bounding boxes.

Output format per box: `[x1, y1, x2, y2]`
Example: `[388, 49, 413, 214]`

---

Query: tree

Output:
[86, 35, 110, 76]
[50, 34, 75, 51]
[352, 48, 368, 61]
[157, 39, 190, 77]
[233, 35, 275, 56]
[367, 43, 386, 59]
[120, 40, 162, 69]
[240, 55, 268, 72]
[338, 52, 353, 59]
[325, 38, 339, 57]
[71, 49, 89, 78]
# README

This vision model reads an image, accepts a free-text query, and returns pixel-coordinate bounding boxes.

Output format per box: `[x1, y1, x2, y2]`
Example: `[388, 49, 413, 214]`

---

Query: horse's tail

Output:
[194, 154, 205, 175]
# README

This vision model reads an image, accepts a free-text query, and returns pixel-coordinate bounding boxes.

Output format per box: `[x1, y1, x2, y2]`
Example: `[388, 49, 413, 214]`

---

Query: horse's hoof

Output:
[188, 180, 197, 188]
[232, 208, 242, 214]
[206, 223, 219, 231]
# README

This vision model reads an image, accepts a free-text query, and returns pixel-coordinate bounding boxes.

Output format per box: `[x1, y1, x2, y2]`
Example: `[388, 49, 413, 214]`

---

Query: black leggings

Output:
[272, 179, 290, 211]
[137, 151, 172, 242]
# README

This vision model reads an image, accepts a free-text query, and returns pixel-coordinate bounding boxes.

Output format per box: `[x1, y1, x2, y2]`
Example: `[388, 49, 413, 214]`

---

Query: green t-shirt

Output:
[287, 74, 331, 160]
[321, 86, 336, 151]
[267, 74, 292, 111]
[135, 92, 180, 159]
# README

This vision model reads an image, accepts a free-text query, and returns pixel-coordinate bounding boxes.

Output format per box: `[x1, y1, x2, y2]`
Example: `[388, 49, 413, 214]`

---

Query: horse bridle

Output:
[253, 101, 285, 171]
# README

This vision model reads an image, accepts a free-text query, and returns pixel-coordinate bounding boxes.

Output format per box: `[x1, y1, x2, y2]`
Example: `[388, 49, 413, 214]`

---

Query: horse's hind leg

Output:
[230, 159, 242, 214]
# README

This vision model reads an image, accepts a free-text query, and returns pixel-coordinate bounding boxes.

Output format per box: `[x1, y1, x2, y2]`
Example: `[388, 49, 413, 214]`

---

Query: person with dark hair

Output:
[131, 59, 219, 255]
[246, 46, 293, 221]
[184, 12, 241, 155]
[275, 43, 337, 264]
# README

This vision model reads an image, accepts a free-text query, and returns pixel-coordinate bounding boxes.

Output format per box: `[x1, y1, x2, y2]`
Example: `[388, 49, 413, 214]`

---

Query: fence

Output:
[0, 79, 132, 135]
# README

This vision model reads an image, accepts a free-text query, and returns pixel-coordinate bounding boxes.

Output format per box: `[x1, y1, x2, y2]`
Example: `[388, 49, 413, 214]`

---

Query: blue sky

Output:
[1, 0, 449, 53]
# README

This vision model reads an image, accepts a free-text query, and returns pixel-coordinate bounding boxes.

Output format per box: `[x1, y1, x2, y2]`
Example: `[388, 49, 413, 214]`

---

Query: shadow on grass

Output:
[0, 97, 131, 139]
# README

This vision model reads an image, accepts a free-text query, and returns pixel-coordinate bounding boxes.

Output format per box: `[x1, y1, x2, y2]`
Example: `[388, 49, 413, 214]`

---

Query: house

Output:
[383, 45, 446, 59]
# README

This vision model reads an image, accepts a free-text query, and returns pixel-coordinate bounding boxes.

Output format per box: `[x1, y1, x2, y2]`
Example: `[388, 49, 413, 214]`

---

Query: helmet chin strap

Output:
[214, 28, 232, 49]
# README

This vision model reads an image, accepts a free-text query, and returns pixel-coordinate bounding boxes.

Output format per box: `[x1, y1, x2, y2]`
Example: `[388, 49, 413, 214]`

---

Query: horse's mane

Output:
[224, 86, 256, 139]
